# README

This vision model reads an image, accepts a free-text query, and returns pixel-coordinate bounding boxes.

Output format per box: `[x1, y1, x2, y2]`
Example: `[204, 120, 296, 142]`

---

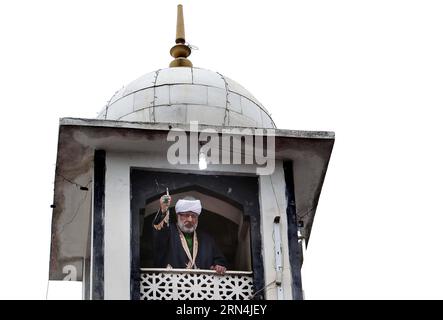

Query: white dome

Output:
[97, 67, 275, 128]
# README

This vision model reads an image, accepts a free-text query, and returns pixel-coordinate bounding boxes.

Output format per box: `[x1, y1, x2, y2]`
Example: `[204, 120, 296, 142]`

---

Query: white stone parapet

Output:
[140, 268, 254, 300]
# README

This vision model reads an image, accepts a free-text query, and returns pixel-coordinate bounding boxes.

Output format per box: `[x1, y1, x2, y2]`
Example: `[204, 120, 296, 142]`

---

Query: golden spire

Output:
[169, 4, 193, 68]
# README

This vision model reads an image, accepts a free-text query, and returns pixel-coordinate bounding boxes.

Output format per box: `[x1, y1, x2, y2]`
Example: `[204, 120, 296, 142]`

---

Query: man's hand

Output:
[159, 195, 171, 213]
[211, 265, 226, 275]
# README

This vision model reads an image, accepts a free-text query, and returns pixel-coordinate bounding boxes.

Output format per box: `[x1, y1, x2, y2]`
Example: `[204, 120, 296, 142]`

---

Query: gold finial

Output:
[169, 4, 193, 68]
[176, 4, 185, 44]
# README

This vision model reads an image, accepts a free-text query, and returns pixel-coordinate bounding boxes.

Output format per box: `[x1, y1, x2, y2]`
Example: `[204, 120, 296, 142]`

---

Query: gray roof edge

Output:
[59, 117, 335, 140]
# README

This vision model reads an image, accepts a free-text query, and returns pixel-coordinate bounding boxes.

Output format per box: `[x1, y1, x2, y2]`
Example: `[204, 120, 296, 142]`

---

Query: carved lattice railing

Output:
[140, 268, 254, 300]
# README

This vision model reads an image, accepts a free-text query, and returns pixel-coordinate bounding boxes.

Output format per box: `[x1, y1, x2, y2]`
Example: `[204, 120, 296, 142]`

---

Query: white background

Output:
[1, 0, 442, 299]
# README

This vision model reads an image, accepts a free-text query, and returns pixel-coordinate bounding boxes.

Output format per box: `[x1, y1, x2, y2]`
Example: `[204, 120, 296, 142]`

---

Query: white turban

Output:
[175, 199, 202, 215]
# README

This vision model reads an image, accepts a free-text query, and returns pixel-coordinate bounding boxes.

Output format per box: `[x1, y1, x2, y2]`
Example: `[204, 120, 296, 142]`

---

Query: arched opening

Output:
[130, 168, 264, 300]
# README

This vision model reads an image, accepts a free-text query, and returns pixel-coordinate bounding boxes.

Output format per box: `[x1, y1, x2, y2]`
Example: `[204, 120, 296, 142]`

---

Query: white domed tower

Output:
[97, 4, 275, 130]
[97, 67, 275, 129]
[48, 4, 334, 301]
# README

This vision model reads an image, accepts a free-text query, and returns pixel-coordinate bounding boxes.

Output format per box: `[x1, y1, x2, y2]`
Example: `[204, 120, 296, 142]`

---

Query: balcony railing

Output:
[140, 268, 254, 300]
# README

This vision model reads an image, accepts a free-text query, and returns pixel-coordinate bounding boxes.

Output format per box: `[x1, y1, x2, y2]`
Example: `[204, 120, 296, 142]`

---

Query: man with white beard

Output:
[152, 195, 227, 274]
